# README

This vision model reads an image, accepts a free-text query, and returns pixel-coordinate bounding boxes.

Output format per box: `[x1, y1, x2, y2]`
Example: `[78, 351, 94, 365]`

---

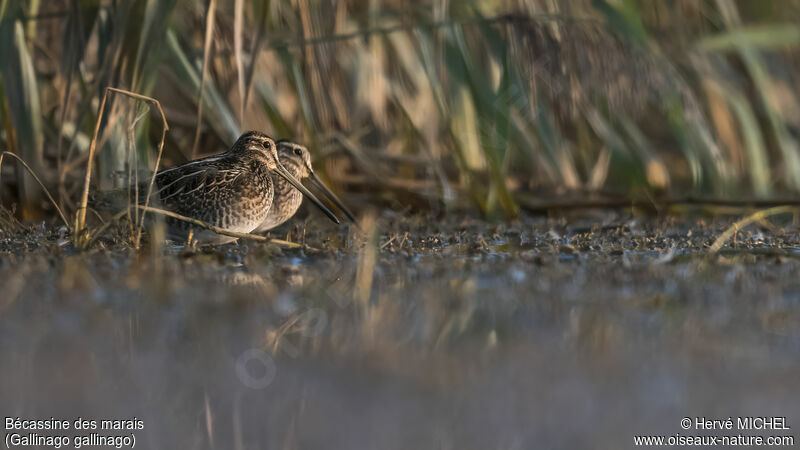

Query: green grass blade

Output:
[710, 82, 771, 196]
[664, 97, 704, 190]
[25, 0, 40, 42]
[591, 0, 651, 47]
[165, 28, 239, 143]
[617, 114, 670, 190]
[274, 45, 315, 129]
[738, 47, 800, 191]
[254, 77, 294, 138]
[234, 0, 245, 124]
[0, 16, 44, 215]
[443, 25, 518, 216]
[698, 25, 800, 51]
[132, 0, 178, 93]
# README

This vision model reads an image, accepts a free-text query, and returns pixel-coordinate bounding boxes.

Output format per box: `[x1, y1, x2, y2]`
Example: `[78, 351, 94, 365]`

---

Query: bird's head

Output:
[232, 131, 340, 224]
[276, 140, 313, 178]
[231, 131, 280, 170]
[276, 139, 356, 223]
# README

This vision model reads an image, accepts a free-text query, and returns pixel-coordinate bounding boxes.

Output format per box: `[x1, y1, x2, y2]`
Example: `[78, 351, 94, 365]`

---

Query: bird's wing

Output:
[155, 164, 244, 212]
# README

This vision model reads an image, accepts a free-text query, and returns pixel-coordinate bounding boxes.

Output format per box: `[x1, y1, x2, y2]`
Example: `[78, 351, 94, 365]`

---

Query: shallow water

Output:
[1, 212, 799, 449]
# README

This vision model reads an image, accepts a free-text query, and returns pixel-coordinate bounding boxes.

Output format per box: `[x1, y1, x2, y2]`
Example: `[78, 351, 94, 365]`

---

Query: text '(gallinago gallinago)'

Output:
[255, 140, 355, 233]
[150, 131, 339, 244]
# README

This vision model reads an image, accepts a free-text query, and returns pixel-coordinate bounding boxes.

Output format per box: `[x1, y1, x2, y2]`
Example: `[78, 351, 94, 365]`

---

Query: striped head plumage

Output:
[256, 140, 355, 233]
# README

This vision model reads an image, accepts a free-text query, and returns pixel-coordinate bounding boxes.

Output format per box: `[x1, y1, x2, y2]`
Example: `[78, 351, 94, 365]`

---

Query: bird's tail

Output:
[89, 183, 161, 214]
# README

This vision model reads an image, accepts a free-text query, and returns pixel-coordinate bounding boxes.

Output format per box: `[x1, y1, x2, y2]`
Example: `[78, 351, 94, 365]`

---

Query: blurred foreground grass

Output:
[2, 0, 800, 224]
[1, 213, 800, 447]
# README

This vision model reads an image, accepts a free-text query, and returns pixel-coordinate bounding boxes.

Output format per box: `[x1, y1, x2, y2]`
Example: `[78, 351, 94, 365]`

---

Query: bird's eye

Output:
[294, 148, 302, 156]
[262, 141, 271, 150]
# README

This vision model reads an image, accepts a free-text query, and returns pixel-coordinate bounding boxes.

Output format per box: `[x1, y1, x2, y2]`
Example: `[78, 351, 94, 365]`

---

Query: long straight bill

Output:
[275, 164, 340, 224]
[309, 172, 356, 223]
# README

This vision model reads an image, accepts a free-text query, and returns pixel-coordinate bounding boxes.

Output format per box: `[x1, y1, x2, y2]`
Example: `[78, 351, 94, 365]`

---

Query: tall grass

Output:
[2, 0, 800, 224]
[0, 0, 43, 218]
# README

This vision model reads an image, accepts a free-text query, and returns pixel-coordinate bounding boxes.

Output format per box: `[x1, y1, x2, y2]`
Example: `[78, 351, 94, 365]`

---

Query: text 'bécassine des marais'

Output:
[5, 418, 144, 431]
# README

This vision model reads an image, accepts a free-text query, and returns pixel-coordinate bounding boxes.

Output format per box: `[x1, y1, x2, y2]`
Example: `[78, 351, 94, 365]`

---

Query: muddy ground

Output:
[1, 210, 799, 449]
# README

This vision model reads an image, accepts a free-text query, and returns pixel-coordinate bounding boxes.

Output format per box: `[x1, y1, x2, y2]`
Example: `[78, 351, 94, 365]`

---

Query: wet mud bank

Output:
[1, 212, 799, 448]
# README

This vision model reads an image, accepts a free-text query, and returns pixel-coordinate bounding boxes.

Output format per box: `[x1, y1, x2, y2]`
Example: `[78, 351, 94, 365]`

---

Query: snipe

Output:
[255, 140, 355, 233]
[149, 131, 338, 244]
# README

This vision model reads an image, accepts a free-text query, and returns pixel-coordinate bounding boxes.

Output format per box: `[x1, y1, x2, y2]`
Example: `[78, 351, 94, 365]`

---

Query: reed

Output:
[1, 0, 800, 224]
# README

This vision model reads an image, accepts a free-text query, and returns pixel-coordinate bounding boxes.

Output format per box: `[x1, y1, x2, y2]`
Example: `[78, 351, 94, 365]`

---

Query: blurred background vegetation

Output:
[2, 0, 800, 223]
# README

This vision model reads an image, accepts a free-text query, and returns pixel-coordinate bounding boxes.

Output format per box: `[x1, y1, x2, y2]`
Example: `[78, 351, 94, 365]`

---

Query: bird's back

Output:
[91, 152, 276, 244]
[153, 153, 275, 241]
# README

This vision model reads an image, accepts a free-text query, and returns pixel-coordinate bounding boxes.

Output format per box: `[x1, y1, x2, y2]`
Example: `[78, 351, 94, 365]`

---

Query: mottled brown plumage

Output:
[149, 131, 338, 244]
[255, 140, 355, 233]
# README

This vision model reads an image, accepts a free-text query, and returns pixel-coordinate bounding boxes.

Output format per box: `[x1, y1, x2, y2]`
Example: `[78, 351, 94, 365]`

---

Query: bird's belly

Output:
[255, 190, 304, 232]
[165, 192, 272, 243]
[218, 196, 272, 232]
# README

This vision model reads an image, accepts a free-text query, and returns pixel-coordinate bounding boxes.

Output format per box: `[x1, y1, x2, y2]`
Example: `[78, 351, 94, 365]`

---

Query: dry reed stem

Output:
[241, 0, 267, 121]
[233, 0, 245, 125]
[83, 209, 128, 246]
[125, 106, 151, 241]
[204, 392, 214, 448]
[76, 88, 110, 235]
[516, 194, 800, 212]
[269, 314, 304, 354]
[0, 151, 70, 227]
[354, 211, 378, 308]
[709, 205, 796, 254]
[76, 87, 169, 249]
[262, 13, 574, 50]
[380, 234, 398, 249]
[191, 0, 217, 159]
